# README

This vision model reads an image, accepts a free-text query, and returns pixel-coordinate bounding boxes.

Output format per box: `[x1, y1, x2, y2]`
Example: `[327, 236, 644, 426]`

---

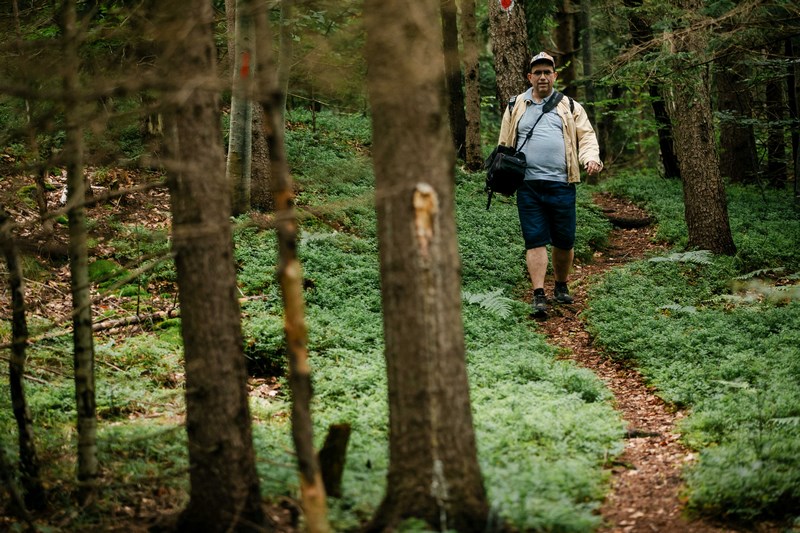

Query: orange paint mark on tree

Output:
[240, 50, 251, 78]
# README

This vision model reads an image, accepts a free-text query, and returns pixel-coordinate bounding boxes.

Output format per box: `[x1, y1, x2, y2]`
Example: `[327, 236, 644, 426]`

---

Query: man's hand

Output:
[585, 161, 603, 176]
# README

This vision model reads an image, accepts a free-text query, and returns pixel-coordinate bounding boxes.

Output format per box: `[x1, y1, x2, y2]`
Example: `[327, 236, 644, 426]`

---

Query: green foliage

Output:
[106, 224, 174, 283]
[602, 170, 800, 273]
[586, 172, 800, 521]
[241, 110, 623, 531]
[462, 288, 515, 318]
[88, 258, 128, 287]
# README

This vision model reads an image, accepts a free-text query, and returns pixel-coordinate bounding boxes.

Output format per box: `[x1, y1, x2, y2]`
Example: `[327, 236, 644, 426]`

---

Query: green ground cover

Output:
[1, 109, 624, 531]
[587, 171, 800, 523]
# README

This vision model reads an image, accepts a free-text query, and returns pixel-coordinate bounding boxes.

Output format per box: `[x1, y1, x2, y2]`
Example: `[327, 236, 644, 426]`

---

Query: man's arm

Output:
[572, 101, 603, 174]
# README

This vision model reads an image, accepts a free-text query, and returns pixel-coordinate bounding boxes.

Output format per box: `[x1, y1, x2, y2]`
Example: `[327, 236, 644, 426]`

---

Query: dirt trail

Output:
[534, 193, 736, 533]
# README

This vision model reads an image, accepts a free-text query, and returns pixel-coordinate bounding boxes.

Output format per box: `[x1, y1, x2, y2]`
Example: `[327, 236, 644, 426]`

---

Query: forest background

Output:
[0, 0, 799, 532]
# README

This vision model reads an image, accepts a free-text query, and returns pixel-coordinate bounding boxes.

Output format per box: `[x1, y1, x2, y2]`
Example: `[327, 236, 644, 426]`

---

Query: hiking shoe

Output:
[531, 292, 548, 316]
[554, 282, 574, 304]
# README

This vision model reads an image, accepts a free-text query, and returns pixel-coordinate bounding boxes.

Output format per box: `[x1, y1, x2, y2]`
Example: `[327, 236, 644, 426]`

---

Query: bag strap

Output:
[516, 92, 564, 152]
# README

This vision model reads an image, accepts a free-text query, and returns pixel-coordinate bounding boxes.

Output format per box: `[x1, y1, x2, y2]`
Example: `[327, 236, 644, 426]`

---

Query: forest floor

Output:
[2, 174, 784, 531]
[535, 193, 779, 533]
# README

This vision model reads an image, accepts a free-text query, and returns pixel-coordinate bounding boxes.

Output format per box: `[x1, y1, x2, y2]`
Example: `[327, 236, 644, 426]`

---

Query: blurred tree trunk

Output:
[0, 207, 45, 510]
[156, 0, 267, 530]
[488, 0, 530, 107]
[364, 1, 490, 531]
[715, 56, 757, 184]
[461, 0, 483, 170]
[665, 8, 736, 256]
[250, 103, 273, 212]
[61, 0, 98, 496]
[279, 0, 293, 117]
[765, 43, 787, 188]
[554, 0, 579, 98]
[442, 0, 466, 160]
[0, 440, 32, 526]
[254, 5, 330, 531]
[227, 0, 255, 215]
[227, 0, 273, 212]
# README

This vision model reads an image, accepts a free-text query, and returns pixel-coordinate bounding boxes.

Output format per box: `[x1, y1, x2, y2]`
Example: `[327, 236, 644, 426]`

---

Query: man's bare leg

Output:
[526, 247, 549, 314]
[552, 246, 575, 303]
[552, 246, 574, 283]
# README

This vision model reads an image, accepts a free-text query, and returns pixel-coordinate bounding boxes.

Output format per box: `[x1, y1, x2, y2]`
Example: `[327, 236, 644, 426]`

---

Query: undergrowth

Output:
[588, 170, 800, 523]
[0, 108, 622, 531]
[240, 109, 624, 531]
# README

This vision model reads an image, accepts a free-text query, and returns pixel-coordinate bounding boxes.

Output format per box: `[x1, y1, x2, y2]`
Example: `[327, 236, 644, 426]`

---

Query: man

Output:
[496, 51, 602, 317]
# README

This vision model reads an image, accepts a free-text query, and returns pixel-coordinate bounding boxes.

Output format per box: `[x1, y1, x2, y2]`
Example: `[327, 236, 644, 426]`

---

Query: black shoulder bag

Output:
[484, 92, 565, 209]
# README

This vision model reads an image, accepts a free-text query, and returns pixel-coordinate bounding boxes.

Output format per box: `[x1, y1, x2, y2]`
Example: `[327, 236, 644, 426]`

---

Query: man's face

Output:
[527, 63, 557, 99]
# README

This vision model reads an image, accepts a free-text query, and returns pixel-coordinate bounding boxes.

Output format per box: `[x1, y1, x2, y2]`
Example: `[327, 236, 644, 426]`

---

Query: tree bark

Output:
[61, 0, 98, 496]
[580, 0, 599, 182]
[0, 440, 33, 526]
[554, 0, 579, 98]
[765, 43, 787, 188]
[278, 0, 293, 118]
[488, 0, 530, 108]
[156, 0, 267, 530]
[788, 38, 799, 198]
[364, 1, 490, 531]
[254, 5, 330, 532]
[441, 0, 467, 160]
[227, 0, 272, 213]
[715, 55, 757, 184]
[0, 207, 45, 510]
[461, 0, 483, 170]
[227, 0, 256, 215]
[250, 103, 273, 212]
[665, 10, 736, 255]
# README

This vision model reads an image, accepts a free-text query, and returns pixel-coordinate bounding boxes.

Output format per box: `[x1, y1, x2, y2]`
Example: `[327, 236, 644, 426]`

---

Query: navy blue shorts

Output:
[517, 180, 576, 250]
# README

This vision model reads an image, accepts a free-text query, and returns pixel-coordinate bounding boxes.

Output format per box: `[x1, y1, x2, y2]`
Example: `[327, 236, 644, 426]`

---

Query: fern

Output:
[735, 267, 785, 280]
[658, 303, 697, 314]
[770, 417, 800, 427]
[462, 288, 514, 318]
[648, 250, 713, 265]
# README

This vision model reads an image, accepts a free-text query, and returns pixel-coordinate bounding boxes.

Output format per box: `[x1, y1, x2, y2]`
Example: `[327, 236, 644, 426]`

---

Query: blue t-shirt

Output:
[515, 90, 567, 183]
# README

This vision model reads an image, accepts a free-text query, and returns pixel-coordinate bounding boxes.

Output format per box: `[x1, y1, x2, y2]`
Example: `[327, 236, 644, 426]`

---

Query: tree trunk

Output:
[0, 207, 45, 510]
[665, 14, 736, 255]
[625, 0, 681, 178]
[227, 0, 255, 215]
[156, 1, 266, 530]
[715, 55, 758, 184]
[0, 439, 33, 526]
[227, 0, 272, 213]
[650, 85, 682, 179]
[441, 0, 467, 160]
[580, 0, 595, 122]
[554, 0, 579, 98]
[250, 102, 273, 212]
[254, 5, 330, 532]
[278, 0, 293, 118]
[488, 0, 530, 108]
[788, 37, 799, 198]
[61, 0, 98, 496]
[364, 1, 490, 531]
[461, 0, 483, 171]
[766, 43, 787, 188]
[580, 0, 599, 182]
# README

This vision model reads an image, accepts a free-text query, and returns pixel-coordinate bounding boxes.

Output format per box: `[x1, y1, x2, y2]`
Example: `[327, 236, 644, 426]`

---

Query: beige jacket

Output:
[496, 92, 602, 184]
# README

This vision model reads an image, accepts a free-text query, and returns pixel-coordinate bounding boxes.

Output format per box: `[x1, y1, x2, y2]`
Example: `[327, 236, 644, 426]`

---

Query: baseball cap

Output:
[529, 51, 556, 68]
